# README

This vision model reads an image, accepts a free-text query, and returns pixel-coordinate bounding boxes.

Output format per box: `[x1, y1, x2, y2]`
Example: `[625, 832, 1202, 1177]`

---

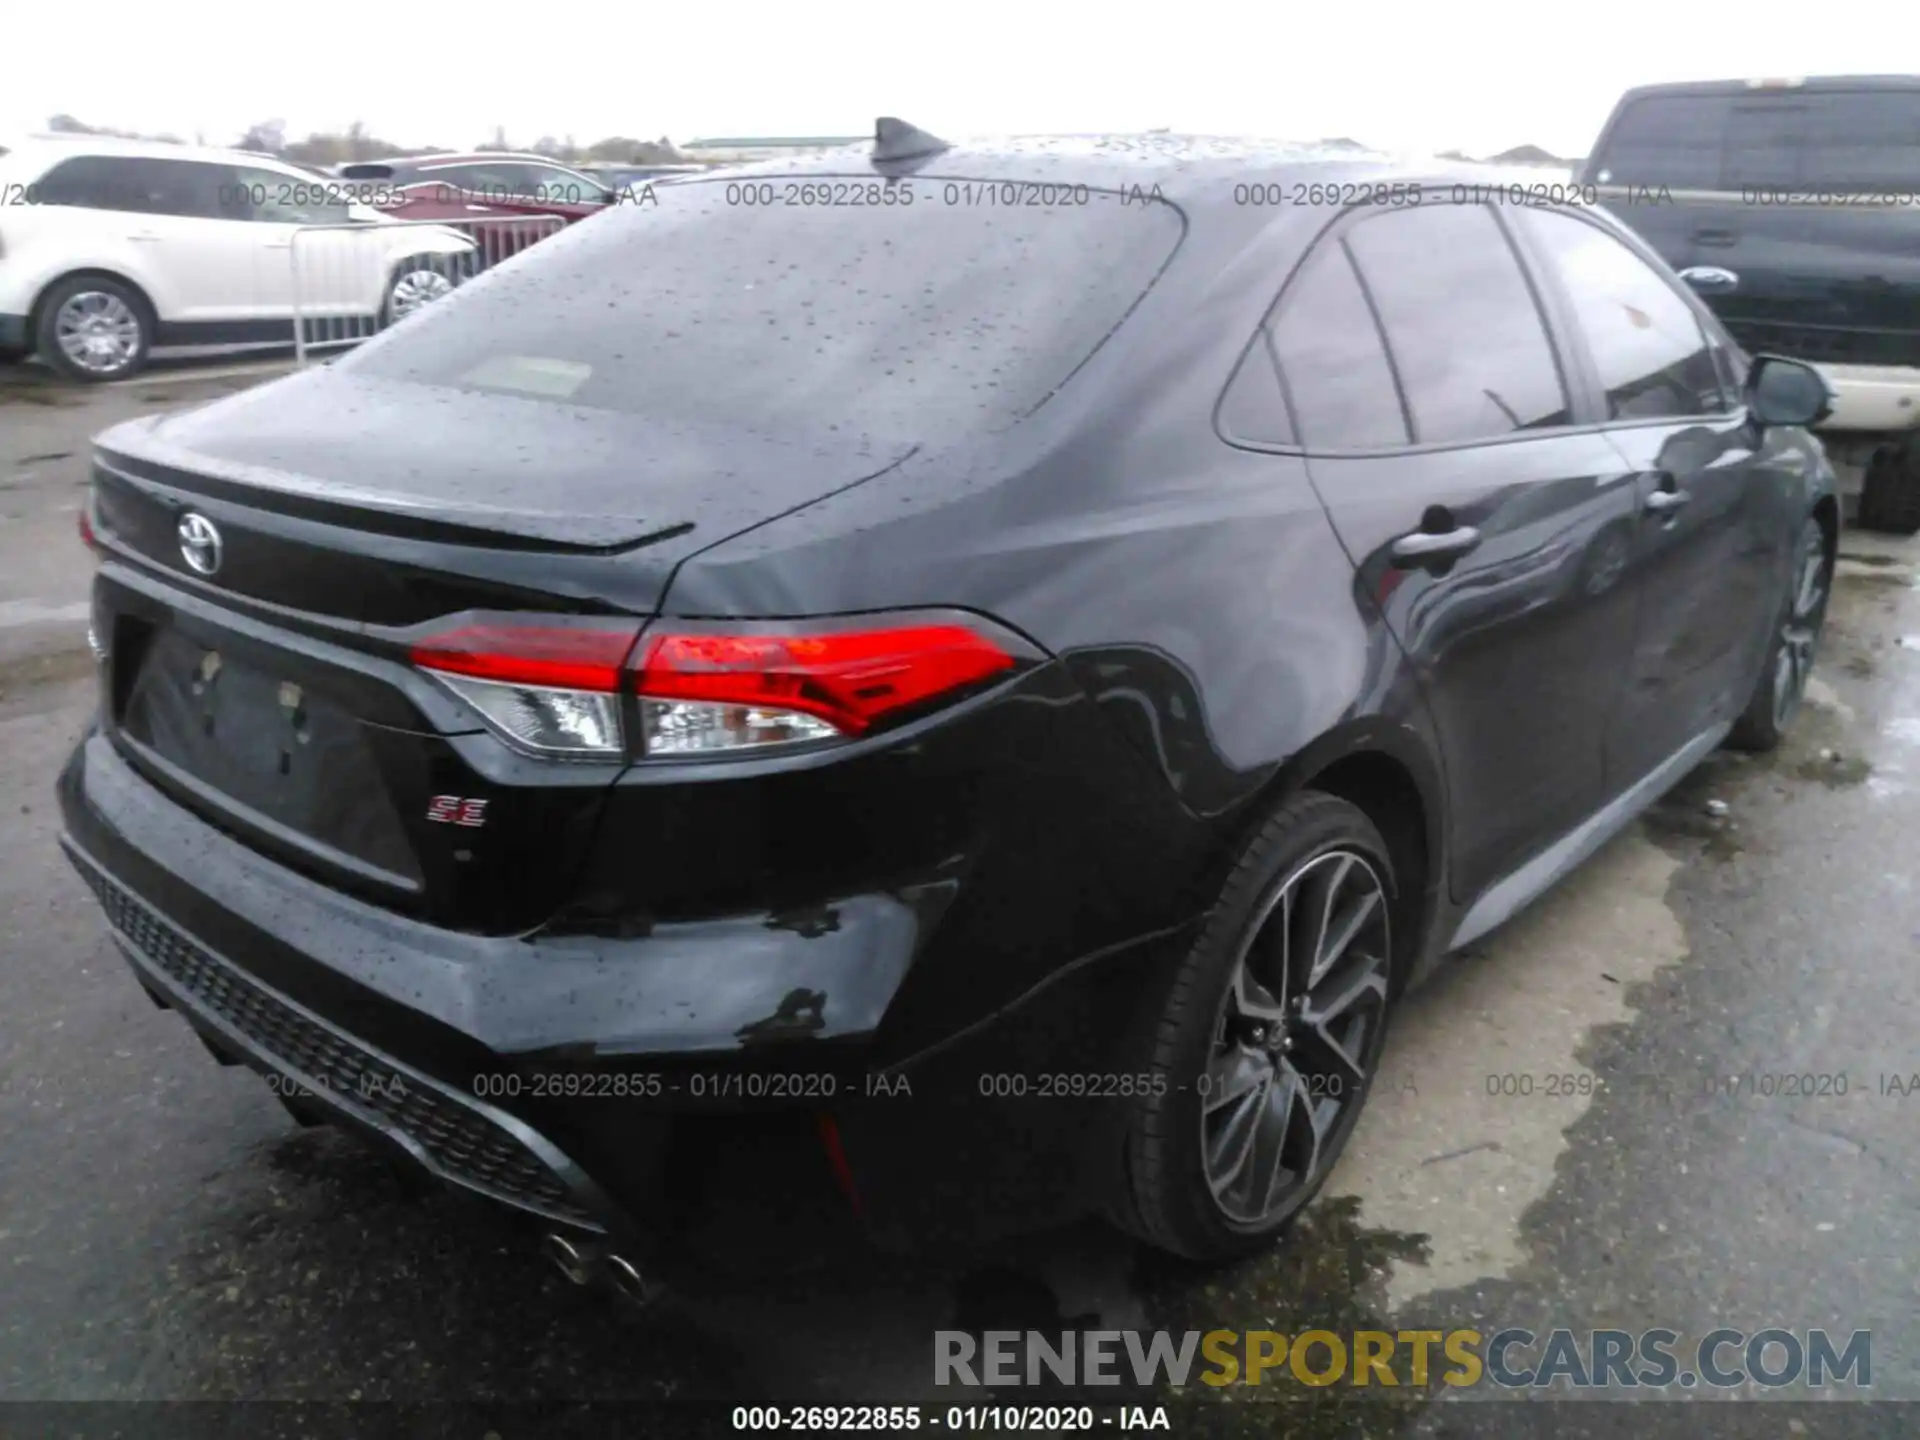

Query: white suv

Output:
[0, 137, 476, 381]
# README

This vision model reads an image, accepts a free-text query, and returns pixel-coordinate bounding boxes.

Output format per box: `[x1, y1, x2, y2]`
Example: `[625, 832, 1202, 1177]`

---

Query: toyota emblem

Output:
[177, 512, 222, 576]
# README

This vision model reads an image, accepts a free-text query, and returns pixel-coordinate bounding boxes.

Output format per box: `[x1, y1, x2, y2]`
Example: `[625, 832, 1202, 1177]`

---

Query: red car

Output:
[332, 153, 625, 263]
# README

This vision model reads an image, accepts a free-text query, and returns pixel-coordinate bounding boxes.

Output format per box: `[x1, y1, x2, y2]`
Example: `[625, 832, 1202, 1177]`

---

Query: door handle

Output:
[1677, 265, 1739, 292]
[1390, 525, 1483, 566]
[1692, 228, 1737, 248]
[1644, 485, 1691, 515]
[127, 231, 161, 242]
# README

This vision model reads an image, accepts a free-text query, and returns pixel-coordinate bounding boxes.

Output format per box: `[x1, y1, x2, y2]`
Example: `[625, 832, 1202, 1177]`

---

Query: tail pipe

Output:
[541, 1232, 661, 1308]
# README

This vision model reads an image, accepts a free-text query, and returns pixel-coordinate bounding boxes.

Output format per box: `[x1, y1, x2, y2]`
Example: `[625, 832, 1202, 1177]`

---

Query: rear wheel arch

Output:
[1216, 724, 1446, 990]
[1305, 749, 1435, 985]
[1811, 492, 1840, 561]
[1108, 785, 1404, 1257]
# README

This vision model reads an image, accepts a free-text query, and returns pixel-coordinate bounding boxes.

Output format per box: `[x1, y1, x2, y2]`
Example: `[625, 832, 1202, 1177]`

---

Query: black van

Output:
[1580, 76, 1920, 533]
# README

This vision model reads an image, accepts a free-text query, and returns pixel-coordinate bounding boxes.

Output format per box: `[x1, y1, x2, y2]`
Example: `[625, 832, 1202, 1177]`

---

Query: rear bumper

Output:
[58, 726, 1188, 1255]
[56, 728, 926, 1251]
[63, 837, 618, 1234]
[1811, 362, 1920, 434]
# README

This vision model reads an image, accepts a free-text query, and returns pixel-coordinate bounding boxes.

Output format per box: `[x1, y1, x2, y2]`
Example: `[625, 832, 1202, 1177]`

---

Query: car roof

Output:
[0, 135, 334, 186]
[334, 152, 605, 179]
[395, 152, 594, 167]
[688, 132, 1483, 209]
[0, 133, 319, 170]
[1607, 73, 1920, 103]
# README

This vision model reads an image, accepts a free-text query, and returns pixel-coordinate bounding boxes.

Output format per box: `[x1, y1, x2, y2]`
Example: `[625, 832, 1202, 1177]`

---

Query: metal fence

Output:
[287, 214, 566, 364]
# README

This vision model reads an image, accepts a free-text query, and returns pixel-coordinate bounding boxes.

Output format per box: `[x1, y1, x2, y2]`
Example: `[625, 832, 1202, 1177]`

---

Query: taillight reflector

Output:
[78, 504, 101, 554]
[632, 623, 1017, 737]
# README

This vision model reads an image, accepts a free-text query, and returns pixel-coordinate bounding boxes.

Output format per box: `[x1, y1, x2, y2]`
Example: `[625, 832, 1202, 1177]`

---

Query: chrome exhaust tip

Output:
[605, 1253, 659, 1307]
[542, 1232, 595, 1286]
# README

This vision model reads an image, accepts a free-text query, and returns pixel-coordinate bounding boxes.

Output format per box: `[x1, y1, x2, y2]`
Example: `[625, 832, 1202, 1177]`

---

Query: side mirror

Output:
[1747, 354, 1832, 429]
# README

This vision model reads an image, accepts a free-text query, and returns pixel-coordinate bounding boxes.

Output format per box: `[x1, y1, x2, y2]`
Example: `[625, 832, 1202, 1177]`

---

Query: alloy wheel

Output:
[1771, 533, 1828, 731]
[388, 268, 454, 320]
[1201, 849, 1390, 1227]
[54, 292, 142, 375]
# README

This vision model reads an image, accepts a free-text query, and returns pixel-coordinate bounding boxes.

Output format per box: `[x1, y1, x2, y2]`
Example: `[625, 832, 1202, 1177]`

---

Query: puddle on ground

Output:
[0, 377, 82, 408]
[1328, 832, 1688, 1315]
[1795, 751, 1874, 787]
[1136, 1197, 1436, 1438]
[1838, 567, 1917, 589]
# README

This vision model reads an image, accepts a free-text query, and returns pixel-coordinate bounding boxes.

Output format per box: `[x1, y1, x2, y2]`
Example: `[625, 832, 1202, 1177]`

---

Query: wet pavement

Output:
[3, 365, 1918, 1436]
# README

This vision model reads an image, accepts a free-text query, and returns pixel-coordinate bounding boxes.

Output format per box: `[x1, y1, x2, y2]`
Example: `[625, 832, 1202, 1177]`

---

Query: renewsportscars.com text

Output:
[935, 1327, 1871, 1390]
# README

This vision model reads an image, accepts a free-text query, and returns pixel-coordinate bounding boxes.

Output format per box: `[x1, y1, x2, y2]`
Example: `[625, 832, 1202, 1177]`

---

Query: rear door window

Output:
[35, 156, 228, 218]
[33, 155, 156, 213]
[1522, 209, 1728, 420]
[1340, 203, 1571, 445]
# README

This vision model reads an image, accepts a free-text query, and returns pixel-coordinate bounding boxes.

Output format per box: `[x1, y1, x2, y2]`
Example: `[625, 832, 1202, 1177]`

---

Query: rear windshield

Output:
[342, 174, 1183, 448]
[1592, 88, 1920, 190]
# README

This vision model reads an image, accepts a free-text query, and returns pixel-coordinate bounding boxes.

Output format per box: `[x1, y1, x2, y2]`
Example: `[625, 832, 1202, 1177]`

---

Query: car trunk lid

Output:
[86, 367, 915, 932]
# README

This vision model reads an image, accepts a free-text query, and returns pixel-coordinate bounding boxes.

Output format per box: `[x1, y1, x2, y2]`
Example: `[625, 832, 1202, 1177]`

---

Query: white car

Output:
[0, 136, 476, 381]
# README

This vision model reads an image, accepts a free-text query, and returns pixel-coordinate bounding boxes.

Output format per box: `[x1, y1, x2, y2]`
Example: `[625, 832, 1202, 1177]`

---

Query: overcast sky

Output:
[3, 0, 1889, 158]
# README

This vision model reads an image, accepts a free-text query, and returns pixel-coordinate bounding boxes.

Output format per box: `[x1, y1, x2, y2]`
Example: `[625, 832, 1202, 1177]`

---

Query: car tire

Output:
[34, 274, 153, 383]
[1728, 514, 1831, 753]
[1108, 790, 1399, 1261]
[1856, 434, 1920, 537]
[380, 254, 466, 328]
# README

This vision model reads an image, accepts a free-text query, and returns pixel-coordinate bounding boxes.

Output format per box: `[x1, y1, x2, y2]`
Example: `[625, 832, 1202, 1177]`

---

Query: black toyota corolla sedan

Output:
[58, 124, 1837, 1285]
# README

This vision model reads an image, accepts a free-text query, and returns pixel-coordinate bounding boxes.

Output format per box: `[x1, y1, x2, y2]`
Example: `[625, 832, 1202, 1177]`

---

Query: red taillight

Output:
[408, 618, 643, 759]
[632, 623, 1017, 737]
[408, 612, 1026, 761]
[409, 620, 642, 692]
[78, 503, 101, 555]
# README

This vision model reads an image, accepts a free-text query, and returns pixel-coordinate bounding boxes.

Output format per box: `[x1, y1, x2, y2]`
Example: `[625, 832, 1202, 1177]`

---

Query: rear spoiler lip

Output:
[91, 434, 693, 556]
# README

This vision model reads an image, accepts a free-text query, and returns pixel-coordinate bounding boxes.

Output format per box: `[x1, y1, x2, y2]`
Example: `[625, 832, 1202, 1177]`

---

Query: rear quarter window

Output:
[343, 175, 1185, 449]
[1267, 242, 1408, 450]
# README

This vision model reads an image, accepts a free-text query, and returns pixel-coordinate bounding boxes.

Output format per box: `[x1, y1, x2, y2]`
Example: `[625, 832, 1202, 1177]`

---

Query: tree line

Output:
[43, 114, 693, 166]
